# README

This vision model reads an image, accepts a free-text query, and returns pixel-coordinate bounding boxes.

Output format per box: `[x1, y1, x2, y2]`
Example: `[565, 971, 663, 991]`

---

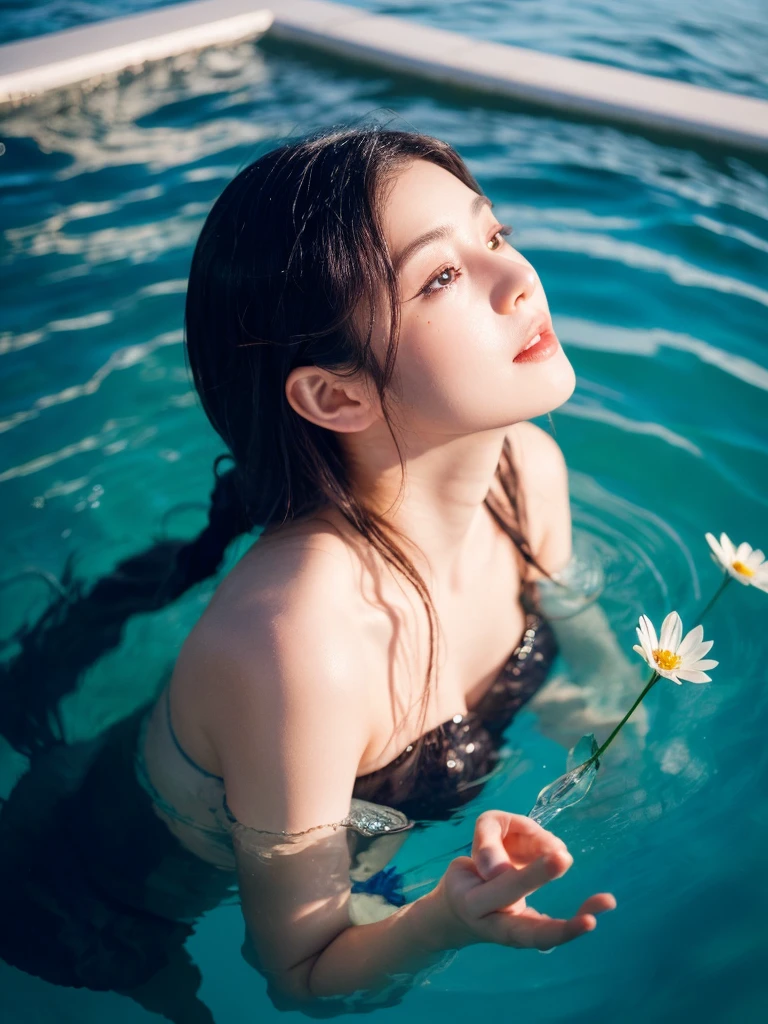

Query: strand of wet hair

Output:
[0, 454, 250, 757]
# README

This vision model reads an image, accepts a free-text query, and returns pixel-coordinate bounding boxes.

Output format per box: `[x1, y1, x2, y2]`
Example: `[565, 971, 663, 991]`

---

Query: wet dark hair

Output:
[1, 121, 554, 758]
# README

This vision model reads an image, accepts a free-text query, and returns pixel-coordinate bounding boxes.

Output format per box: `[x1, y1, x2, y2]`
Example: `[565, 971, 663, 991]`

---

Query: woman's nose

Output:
[492, 260, 537, 314]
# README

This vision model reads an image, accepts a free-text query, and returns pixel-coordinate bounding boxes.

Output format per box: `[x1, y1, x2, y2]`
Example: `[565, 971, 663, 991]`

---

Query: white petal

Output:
[660, 611, 682, 652]
[688, 659, 719, 671]
[735, 541, 752, 563]
[637, 613, 654, 643]
[720, 533, 736, 561]
[638, 639, 655, 668]
[745, 548, 765, 568]
[676, 670, 712, 683]
[676, 624, 704, 659]
[632, 644, 652, 665]
[680, 639, 714, 663]
[670, 614, 684, 651]
[751, 575, 768, 593]
[705, 532, 726, 566]
[638, 614, 658, 652]
[658, 612, 674, 649]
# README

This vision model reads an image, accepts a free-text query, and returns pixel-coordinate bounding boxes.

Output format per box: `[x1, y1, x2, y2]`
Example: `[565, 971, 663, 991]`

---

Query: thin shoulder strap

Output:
[164, 687, 224, 781]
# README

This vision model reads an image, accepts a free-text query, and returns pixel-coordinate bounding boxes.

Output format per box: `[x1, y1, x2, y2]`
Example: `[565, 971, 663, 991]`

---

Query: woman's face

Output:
[374, 159, 576, 434]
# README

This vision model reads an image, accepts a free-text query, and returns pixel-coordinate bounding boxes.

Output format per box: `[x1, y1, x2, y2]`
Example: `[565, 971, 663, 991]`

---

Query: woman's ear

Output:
[285, 366, 379, 433]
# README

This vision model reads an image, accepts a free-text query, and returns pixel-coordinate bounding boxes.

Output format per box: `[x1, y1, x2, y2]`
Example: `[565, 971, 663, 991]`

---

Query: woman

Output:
[1, 123, 626, 1018]
[138, 122, 620, 1006]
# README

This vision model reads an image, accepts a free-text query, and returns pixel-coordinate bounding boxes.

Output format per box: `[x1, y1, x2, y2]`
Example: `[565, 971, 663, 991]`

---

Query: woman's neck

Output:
[343, 425, 510, 592]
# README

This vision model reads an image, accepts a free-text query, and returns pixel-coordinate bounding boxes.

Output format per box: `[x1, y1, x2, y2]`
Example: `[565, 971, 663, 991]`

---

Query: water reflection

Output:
[1, 41, 273, 179]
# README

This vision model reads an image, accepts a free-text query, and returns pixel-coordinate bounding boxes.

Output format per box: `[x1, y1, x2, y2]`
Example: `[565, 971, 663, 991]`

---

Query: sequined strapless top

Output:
[352, 605, 557, 821]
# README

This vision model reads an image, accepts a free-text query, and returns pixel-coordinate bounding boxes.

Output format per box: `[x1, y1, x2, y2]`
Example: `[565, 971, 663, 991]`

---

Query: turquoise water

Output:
[2, 15, 768, 1024]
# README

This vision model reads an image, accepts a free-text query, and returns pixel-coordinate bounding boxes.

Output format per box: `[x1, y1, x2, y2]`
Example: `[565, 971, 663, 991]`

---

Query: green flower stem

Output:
[585, 671, 661, 767]
[696, 572, 732, 622]
[577, 574, 732, 776]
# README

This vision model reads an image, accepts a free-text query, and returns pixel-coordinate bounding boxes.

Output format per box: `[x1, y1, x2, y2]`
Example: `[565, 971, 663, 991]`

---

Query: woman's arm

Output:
[236, 822, 455, 1007]
[509, 422, 648, 747]
[186, 581, 460, 1009]
[509, 421, 641, 674]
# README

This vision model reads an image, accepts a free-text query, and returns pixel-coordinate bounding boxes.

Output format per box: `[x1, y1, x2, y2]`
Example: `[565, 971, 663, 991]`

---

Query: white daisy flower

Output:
[632, 611, 718, 685]
[705, 532, 768, 592]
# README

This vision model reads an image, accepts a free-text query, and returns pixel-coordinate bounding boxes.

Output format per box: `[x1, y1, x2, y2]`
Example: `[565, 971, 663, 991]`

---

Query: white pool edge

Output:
[1, 0, 767, 154]
[0, 1, 274, 106]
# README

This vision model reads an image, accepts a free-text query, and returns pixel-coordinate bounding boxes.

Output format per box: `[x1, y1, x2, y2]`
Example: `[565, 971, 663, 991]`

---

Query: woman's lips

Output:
[512, 327, 559, 363]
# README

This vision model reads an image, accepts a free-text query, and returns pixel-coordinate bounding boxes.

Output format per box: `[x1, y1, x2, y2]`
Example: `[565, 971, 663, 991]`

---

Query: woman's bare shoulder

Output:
[505, 420, 567, 476]
[203, 511, 364, 625]
[181, 508, 385, 706]
[170, 511, 382, 785]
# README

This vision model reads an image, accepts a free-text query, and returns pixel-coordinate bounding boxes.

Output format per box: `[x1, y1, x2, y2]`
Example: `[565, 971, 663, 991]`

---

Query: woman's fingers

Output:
[463, 812, 615, 946]
[577, 892, 616, 915]
[506, 911, 598, 950]
[472, 812, 567, 879]
[503, 893, 616, 949]
[467, 848, 573, 918]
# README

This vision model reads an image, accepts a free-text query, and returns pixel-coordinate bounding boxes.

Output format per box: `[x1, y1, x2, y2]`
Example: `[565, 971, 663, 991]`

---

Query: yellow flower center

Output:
[653, 648, 682, 671]
[732, 560, 754, 577]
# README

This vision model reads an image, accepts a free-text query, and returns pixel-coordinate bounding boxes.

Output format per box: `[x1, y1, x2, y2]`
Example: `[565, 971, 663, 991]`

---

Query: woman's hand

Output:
[425, 811, 615, 951]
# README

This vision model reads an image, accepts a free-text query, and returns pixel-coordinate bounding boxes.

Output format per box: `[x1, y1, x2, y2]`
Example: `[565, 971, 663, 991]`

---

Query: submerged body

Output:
[0, 428, 561, 1011]
[0, 426, 565, 1011]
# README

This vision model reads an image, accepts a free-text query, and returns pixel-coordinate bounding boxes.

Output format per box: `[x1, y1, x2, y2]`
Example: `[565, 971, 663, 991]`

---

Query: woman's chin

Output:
[517, 350, 577, 417]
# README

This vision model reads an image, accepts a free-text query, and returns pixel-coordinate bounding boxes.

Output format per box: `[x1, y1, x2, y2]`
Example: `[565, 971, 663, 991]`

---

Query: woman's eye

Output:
[488, 224, 514, 251]
[421, 265, 462, 298]
[420, 224, 514, 299]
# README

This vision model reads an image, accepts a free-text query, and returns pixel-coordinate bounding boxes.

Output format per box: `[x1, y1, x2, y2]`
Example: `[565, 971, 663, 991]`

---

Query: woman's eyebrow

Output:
[393, 194, 494, 273]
